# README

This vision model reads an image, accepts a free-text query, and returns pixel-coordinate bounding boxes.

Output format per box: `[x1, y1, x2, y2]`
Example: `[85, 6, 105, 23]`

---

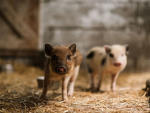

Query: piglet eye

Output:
[51, 55, 57, 61]
[67, 54, 71, 61]
[109, 53, 114, 58]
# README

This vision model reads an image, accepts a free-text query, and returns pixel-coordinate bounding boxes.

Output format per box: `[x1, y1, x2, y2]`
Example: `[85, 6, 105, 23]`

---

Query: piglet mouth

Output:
[113, 63, 121, 67]
[55, 66, 68, 75]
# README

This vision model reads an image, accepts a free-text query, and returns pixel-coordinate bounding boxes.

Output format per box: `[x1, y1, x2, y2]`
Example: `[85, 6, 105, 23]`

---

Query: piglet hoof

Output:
[39, 95, 46, 101]
[93, 88, 100, 92]
[39, 97, 45, 101]
[63, 97, 68, 102]
[90, 87, 96, 92]
[111, 89, 116, 92]
[68, 92, 73, 97]
[38, 98, 45, 102]
[68, 94, 72, 97]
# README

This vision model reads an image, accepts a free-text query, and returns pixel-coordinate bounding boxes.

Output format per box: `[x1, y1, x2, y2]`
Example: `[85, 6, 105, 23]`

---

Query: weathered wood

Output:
[0, 0, 38, 39]
[0, 49, 39, 57]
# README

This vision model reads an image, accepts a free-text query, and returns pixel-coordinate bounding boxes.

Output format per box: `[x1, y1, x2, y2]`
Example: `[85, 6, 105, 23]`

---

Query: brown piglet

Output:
[39, 43, 82, 101]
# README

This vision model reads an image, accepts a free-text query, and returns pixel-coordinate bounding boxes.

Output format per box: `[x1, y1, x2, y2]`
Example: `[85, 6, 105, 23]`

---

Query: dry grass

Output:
[0, 60, 150, 113]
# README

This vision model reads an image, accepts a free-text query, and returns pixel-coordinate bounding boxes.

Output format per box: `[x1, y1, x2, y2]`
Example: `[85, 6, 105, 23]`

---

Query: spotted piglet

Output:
[40, 44, 82, 101]
[86, 45, 129, 91]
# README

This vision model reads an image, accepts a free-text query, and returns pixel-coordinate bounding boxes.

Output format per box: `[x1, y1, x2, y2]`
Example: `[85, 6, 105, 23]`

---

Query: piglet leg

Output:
[111, 73, 119, 91]
[96, 72, 104, 91]
[68, 66, 80, 96]
[62, 76, 70, 101]
[39, 76, 51, 100]
[90, 72, 97, 91]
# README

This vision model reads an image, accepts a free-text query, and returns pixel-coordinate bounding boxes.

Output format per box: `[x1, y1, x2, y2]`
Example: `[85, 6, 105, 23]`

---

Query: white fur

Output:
[68, 66, 80, 96]
[86, 45, 128, 91]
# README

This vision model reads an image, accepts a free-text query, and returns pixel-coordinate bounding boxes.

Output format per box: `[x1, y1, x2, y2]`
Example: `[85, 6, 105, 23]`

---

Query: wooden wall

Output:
[40, 0, 150, 72]
[0, 0, 39, 57]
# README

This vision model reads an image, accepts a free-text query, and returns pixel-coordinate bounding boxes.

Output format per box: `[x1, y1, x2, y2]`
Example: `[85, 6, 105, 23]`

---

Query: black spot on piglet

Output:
[88, 65, 93, 73]
[87, 51, 94, 59]
[101, 57, 106, 66]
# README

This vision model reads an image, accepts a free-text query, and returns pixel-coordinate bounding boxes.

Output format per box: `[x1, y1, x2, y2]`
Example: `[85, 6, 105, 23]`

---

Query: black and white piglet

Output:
[86, 45, 129, 91]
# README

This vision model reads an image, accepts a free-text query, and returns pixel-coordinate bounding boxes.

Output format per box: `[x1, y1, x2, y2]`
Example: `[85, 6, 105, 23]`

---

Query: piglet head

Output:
[104, 45, 129, 68]
[45, 43, 76, 75]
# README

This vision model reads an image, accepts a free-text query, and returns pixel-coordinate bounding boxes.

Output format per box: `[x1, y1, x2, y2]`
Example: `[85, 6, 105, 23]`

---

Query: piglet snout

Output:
[114, 63, 121, 67]
[56, 66, 67, 75]
[58, 67, 66, 72]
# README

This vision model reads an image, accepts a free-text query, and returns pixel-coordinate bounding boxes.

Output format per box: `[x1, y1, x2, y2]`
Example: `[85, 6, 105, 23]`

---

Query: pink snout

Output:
[113, 63, 121, 67]
[55, 66, 68, 75]
[58, 67, 66, 73]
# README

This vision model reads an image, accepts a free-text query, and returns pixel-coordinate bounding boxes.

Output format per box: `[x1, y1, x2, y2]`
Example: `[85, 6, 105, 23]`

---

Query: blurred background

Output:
[1, 1, 150, 112]
[0, 0, 150, 72]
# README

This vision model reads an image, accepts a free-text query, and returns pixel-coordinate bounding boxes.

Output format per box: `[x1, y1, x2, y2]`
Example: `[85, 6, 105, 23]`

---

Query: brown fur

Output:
[39, 44, 82, 101]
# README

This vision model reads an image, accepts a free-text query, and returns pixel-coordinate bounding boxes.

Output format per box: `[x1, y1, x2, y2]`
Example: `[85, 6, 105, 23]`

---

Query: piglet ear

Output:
[104, 45, 111, 53]
[45, 43, 53, 57]
[124, 44, 129, 54]
[69, 44, 76, 56]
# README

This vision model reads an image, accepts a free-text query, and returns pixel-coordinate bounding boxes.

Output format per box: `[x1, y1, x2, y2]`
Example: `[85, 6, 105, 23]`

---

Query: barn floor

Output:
[0, 61, 150, 113]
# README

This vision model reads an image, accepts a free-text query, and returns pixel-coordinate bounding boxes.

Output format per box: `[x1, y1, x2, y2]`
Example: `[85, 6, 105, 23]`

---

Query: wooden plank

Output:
[0, 0, 38, 39]
[0, 49, 39, 57]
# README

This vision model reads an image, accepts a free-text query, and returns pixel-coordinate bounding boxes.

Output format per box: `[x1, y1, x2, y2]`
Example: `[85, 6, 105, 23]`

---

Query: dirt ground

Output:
[0, 61, 150, 113]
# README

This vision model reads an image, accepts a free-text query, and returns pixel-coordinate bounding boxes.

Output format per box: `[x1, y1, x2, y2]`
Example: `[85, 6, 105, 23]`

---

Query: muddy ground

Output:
[0, 61, 150, 113]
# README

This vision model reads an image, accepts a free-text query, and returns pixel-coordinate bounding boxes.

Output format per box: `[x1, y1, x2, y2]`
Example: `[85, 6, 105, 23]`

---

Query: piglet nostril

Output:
[56, 66, 67, 74]
[58, 67, 66, 72]
[114, 63, 121, 67]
